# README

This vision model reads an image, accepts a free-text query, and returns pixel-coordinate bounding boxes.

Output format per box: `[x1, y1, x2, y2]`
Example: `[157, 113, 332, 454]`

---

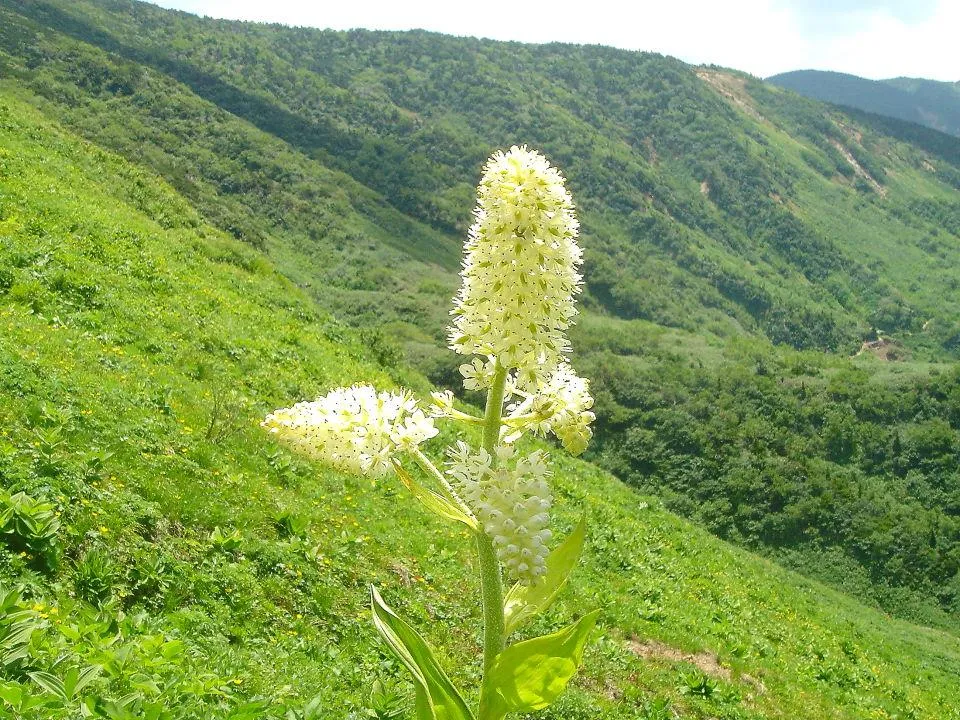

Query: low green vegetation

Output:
[2, 84, 960, 719]
[1, 0, 960, 644]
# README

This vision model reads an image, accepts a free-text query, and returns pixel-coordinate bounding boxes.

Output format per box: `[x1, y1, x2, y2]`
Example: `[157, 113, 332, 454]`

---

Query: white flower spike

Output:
[449, 146, 582, 390]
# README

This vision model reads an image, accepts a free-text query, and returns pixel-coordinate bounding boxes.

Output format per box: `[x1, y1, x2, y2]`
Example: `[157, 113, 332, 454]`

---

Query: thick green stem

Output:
[477, 532, 505, 677]
[478, 362, 509, 678]
[482, 364, 509, 456]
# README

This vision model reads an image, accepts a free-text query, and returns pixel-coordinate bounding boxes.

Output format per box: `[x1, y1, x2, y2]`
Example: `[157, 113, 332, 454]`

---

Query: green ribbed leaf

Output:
[480, 610, 600, 719]
[503, 516, 586, 635]
[28, 671, 66, 701]
[370, 586, 475, 720]
[394, 462, 478, 531]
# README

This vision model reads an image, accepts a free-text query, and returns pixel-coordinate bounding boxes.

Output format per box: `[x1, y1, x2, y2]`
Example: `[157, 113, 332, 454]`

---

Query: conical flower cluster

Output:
[262, 385, 437, 479]
[449, 146, 582, 389]
[446, 442, 553, 585]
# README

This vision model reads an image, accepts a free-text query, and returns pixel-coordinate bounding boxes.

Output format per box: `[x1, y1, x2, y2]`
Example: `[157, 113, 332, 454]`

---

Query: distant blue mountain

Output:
[768, 70, 960, 137]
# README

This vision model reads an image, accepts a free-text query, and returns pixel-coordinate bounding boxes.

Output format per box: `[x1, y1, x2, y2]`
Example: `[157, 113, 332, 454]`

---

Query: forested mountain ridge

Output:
[4, 0, 960, 357]
[0, 0, 959, 637]
[768, 70, 960, 138]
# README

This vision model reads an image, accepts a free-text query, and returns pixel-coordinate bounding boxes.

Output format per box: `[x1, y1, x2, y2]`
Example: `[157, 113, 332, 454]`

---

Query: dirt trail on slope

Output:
[695, 70, 765, 123]
[628, 636, 767, 695]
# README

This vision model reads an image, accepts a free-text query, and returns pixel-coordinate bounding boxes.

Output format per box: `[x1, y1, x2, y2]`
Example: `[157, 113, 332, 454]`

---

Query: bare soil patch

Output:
[828, 139, 887, 196]
[695, 70, 765, 123]
[853, 337, 906, 361]
[628, 637, 732, 681]
[628, 637, 768, 695]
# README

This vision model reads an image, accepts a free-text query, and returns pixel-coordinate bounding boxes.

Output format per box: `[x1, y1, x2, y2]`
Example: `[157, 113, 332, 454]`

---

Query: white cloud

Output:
[808, 2, 960, 79]
[150, 0, 959, 81]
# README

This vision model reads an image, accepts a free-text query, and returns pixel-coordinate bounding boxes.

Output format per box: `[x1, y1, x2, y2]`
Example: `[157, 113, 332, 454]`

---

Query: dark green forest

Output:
[585, 342, 960, 620]
[1, 0, 959, 633]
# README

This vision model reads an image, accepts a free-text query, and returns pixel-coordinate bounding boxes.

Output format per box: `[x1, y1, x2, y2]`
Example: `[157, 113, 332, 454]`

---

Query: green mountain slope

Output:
[884, 76, 960, 136]
[4, 0, 960, 358]
[2, 79, 960, 720]
[1, 0, 959, 630]
[768, 70, 960, 138]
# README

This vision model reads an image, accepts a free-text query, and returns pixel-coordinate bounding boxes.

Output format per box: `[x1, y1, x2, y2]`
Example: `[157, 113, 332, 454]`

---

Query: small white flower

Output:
[459, 357, 495, 391]
[428, 390, 456, 418]
[263, 385, 436, 478]
[390, 410, 440, 451]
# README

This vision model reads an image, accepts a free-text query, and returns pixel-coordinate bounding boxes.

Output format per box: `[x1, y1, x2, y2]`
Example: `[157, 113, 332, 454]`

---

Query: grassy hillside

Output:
[1, 0, 959, 630]
[769, 70, 960, 138]
[2, 82, 960, 720]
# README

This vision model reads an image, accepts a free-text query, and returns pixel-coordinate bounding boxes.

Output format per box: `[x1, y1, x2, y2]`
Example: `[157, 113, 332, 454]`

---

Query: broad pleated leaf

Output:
[480, 610, 600, 719]
[370, 586, 475, 720]
[28, 671, 67, 701]
[503, 516, 586, 635]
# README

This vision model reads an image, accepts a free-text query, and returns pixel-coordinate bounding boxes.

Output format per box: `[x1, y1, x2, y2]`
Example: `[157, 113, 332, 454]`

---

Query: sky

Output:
[149, 0, 959, 82]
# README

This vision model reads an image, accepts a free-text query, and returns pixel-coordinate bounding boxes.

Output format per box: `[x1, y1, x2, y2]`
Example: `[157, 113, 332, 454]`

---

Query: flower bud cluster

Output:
[502, 364, 595, 456]
[262, 385, 437, 479]
[449, 146, 582, 389]
[531, 364, 595, 456]
[446, 442, 553, 585]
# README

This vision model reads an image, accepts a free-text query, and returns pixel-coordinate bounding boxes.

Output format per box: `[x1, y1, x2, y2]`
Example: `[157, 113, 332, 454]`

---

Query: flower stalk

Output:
[410, 446, 473, 517]
[264, 146, 598, 719]
[479, 361, 509, 672]
[482, 363, 509, 456]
